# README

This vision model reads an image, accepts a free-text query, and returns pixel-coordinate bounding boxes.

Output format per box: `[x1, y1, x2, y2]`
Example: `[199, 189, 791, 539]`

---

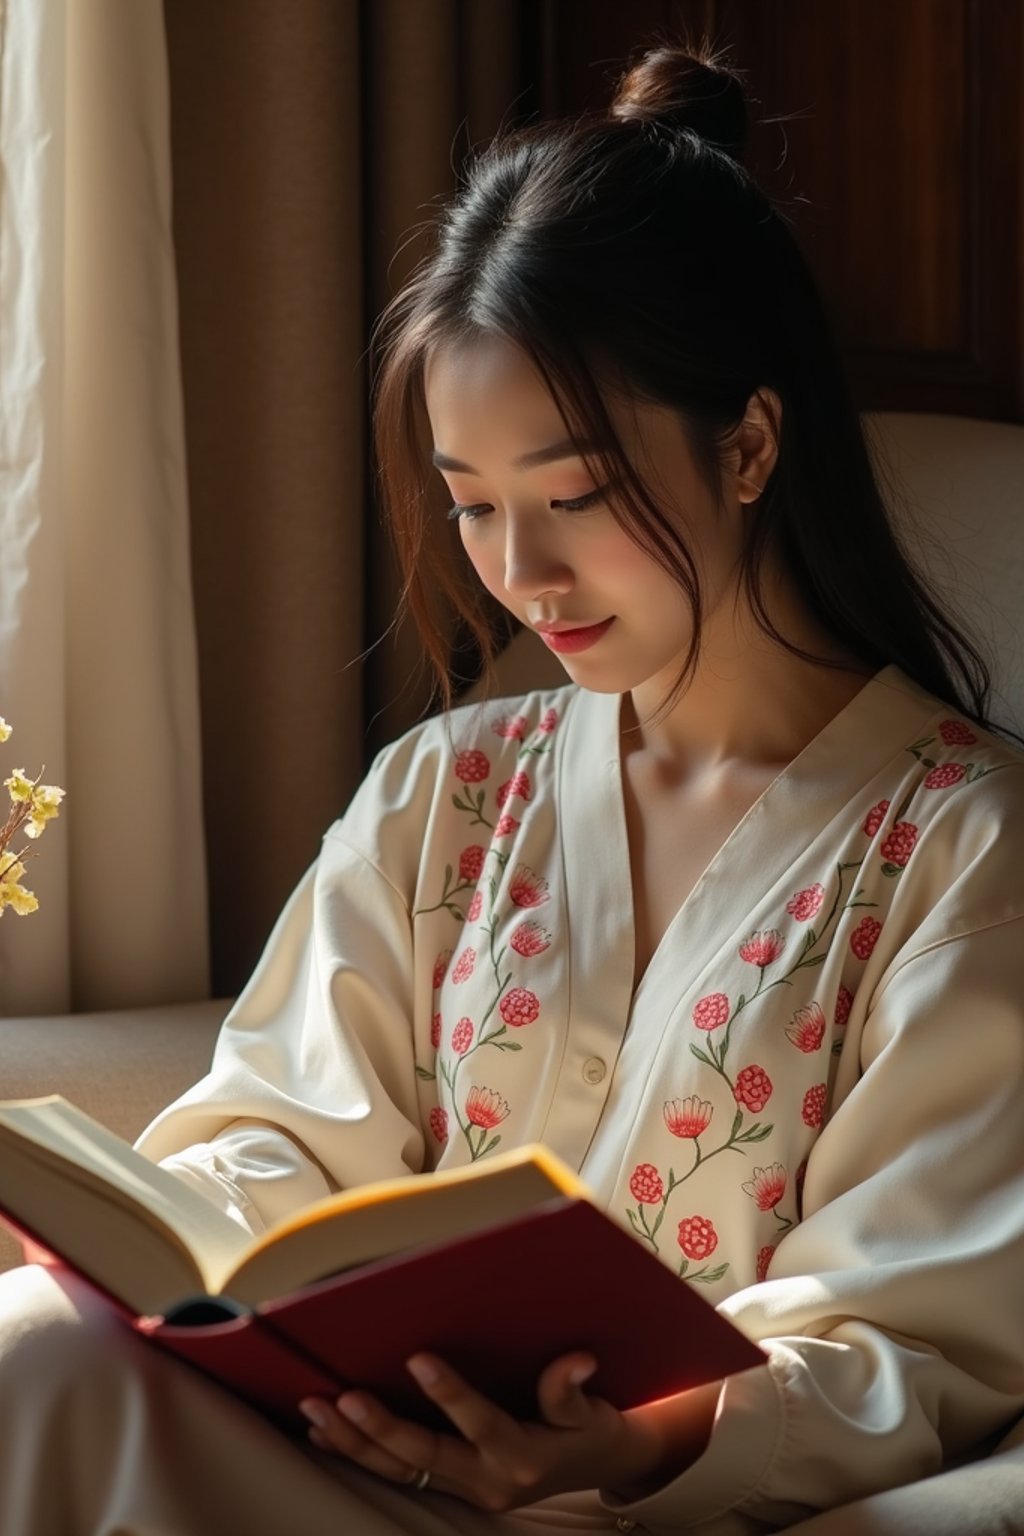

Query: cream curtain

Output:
[0, 0, 207, 1014]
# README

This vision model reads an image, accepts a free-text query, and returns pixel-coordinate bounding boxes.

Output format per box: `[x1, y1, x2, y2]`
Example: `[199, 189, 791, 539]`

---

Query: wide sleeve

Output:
[603, 909, 1024, 1534]
[135, 734, 440, 1235]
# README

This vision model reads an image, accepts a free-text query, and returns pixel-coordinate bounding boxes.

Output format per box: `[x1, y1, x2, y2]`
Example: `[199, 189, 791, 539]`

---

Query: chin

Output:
[554, 656, 649, 695]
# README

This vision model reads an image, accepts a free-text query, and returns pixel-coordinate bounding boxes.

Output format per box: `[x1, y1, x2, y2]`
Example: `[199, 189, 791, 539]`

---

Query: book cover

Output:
[139, 1198, 765, 1429]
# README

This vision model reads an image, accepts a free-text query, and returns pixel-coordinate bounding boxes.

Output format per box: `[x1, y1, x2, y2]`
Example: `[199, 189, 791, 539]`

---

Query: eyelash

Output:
[446, 488, 607, 523]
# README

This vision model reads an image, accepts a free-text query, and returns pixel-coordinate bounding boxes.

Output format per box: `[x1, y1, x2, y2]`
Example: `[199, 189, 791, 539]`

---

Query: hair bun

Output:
[610, 45, 748, 162]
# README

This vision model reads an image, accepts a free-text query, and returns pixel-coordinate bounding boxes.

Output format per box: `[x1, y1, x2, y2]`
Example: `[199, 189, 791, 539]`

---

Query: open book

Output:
[0, 1096, 765, 1427]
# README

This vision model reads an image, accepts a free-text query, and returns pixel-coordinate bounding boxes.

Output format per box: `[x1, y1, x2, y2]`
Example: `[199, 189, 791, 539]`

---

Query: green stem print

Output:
[423, 707, 558, 1156]
[413, 862, 477, 920]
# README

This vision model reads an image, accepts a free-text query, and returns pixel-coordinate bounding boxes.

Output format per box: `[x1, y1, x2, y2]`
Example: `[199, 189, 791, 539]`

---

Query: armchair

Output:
[1, 411, 1022, 1533]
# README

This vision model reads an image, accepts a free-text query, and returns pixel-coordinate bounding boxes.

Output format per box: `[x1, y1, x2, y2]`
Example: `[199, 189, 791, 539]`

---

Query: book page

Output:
[0, 1098, 251, 1310]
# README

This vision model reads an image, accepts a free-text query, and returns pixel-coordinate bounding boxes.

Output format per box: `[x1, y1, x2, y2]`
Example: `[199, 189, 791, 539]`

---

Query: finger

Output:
[299, 1395, 430, 1485]
[405, 1354, 526, 1459]
[536, 1353, 599, 1429]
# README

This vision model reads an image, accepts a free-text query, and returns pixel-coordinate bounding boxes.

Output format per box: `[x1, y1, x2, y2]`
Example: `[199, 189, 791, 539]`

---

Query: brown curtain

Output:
[163, 0, 540, 996]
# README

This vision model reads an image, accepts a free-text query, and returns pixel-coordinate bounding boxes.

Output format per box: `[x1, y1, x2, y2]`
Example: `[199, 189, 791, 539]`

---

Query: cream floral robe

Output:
[139, 664, 1024, 1533]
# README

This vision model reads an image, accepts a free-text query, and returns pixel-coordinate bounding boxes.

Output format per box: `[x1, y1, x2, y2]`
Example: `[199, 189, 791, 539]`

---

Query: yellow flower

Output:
[4, 769, 33, 803]
[0, 875, 39, 916]
[0, 720, 64, 916]
[0, 851, 24, 881]
[25, 782, 65, 838]
[0, 854, 37, 915]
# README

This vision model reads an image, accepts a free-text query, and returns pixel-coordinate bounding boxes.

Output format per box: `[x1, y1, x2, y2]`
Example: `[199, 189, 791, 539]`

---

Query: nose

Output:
[502, 512, 574, 601]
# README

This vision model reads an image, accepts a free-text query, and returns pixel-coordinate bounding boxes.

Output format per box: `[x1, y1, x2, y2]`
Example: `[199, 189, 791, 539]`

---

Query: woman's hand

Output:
[298, 1352, 720, 1512]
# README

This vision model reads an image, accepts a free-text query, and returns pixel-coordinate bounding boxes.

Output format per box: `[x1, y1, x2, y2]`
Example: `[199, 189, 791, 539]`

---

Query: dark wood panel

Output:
[717, 0, 1022, 418]
[536, 0, 683, 114]
[741, 0, 968, 355]
[539, 0, 1024, 421]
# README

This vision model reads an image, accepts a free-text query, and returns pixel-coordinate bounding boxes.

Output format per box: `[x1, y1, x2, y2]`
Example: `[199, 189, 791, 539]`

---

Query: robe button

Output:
[582, 1057, 606, 1084]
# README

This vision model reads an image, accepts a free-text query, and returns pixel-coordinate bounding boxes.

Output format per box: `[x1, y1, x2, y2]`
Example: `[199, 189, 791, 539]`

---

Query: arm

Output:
[601, 912, 1024, 1532]
[135, 743, 432, 1233]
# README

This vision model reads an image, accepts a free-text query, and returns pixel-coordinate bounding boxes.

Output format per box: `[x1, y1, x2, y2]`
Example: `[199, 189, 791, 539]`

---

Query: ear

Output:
[733, 388, 781, 504]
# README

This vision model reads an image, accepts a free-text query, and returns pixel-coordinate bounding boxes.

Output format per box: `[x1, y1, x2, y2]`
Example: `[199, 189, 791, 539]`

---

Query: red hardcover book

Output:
[0, 1096, 765, 1429]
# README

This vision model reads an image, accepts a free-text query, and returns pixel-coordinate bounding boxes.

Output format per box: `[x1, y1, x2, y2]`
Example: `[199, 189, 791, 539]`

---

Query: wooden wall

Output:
[537, 0, 1024, 422]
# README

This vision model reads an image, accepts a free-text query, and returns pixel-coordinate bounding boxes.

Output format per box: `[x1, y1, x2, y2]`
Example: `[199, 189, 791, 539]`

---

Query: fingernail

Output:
[406, 1355, 440, 1387]
[569, 1360, 596, 1386]
[299, 1400, 328, 1427]
[337, 1395, 368, 1422]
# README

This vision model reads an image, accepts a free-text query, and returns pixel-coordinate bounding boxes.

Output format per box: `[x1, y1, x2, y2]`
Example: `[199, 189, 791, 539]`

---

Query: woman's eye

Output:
[446, 503, 492, 522]
[553, 488, 606, 513]
[446, 486, 607, 522]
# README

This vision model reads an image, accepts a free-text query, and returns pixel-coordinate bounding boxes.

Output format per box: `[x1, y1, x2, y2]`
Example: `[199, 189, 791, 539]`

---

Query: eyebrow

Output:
[431, 437, 603, 475]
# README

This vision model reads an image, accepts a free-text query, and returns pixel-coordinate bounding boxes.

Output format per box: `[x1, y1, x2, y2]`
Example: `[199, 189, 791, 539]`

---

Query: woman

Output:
[3, 43, 1024, 1536]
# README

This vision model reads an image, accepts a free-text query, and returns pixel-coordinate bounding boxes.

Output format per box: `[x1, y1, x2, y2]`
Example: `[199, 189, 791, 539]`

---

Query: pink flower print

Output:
[428, 1106, 449, 1144]
[850, 916, 882, 960]
[509, 864, 550, 907]
[629, 1163, 664, 1204]
[430, 1012, 442, 1049]
[494, 814, 521, 837]
[742, 1163, 786, 1211]
[925, 763, 967, 790]
[863, 799, 890, 837]
[499, 986, 541, 1027]
[493, 713, 527, 740]
[692, 992, 730, 1032]
[496, 770, 533, 809]
[664, 1095, 713, 1139]
[786, 883, 825, 922]
[454, 749, 490, 784]
[835, 986, 854, 1028]
[451, 1016, 474, 1055]
[802, 1083, 828, 1128]
[785, 1002, 826, 1053]
[459, 844, 486, 882]
[880, 821, 918, 868]
[756, 1244, 776, 1283]
[939, 719, 977, 746]
[451, 947, 476, 984]
[510, 920, 551, 957]
[466, 890, 484, 922]
[465, 1085, 510, 1129]
[677, 1215, 718, 1261]
[734, 1064, 773, 1112]
[739, 929, 785, 968]
[432, 949, 452, 990]
[538, 708, 559, 734]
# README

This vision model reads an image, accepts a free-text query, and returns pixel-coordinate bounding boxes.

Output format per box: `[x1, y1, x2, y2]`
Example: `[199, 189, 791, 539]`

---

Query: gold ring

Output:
[411, 1467, 431, 1491]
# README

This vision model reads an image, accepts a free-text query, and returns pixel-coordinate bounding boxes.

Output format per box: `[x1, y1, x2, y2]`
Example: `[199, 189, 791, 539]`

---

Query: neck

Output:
[624, 568, 874, 782]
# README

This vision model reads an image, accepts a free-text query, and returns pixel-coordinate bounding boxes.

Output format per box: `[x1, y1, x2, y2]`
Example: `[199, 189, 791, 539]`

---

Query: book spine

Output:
[138, 1308, 339, 1426]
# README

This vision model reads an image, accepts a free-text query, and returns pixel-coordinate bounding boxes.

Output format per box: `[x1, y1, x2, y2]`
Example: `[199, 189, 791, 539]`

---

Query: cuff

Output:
[599, 1357, 787, 1534]
[159, 1146, 267, 1235]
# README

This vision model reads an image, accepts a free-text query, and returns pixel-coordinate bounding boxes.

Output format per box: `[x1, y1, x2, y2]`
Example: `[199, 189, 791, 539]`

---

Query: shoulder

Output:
[319, 683, 578, 889]
[876, 675, 1024, 952]
[363, 682, 578, 797]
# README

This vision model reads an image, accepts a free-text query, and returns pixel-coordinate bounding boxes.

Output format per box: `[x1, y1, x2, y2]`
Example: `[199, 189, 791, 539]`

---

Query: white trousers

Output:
[2, 1263, 1023, 1536]
[0, 1265, 617, 1536]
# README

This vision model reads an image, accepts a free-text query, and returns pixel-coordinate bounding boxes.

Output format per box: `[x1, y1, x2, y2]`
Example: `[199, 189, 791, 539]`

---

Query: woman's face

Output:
[423, 333, 751, 699]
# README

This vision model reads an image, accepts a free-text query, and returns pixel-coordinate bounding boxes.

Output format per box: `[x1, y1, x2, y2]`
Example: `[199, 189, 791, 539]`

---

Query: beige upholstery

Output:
[866, 412, 1024, 733]
[0, 998, 227, 1271]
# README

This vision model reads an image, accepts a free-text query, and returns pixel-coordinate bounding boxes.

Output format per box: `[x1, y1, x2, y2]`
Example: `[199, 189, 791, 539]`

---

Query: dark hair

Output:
[372, 42, 1016, 742]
